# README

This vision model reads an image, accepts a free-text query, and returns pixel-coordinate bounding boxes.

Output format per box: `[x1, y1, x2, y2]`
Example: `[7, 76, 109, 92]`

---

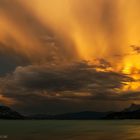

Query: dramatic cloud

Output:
[0, 61, 136, 113]
[1, 0, 140, 113]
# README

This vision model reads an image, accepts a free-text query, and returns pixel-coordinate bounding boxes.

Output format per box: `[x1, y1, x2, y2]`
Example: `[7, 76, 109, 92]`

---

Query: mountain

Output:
[53, 111, 108, 120]
[0, 105, 108, 120]
[105, 104, 140, 119]
[30, 111, 108, 120]
[123, 103, 140, 112]
[0, 105, 24, 119]
[3, 104, 140, 120]
[28, 114, 52, 119]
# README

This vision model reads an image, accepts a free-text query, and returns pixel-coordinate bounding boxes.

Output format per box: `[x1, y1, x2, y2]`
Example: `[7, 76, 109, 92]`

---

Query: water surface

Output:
[0, 120, 140, 140]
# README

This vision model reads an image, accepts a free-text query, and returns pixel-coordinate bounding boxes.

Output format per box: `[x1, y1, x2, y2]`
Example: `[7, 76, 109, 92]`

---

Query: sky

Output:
[0, 0, 140, 114]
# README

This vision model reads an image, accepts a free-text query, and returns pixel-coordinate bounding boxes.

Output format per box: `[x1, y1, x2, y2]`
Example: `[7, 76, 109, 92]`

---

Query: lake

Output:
[0, 120, 140, 140]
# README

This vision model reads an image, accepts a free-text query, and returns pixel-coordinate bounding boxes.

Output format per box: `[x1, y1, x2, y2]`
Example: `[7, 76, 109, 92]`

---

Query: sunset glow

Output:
[1, 0, 140, 113]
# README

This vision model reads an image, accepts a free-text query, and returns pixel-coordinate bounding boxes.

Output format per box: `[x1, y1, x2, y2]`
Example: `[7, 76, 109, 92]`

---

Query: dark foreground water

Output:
[0, 120, 140, 140]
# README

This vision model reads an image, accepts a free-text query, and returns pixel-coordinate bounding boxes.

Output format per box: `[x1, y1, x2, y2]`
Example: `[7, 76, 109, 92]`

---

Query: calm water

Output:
[0, 120, 140, 140]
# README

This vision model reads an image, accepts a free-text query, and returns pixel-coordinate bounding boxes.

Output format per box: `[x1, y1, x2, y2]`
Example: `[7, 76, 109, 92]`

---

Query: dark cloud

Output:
[94, 58, 112, 69]
[0, 0, 140, 114]
[113, 53, 130, 58]
[0, 61, 135, 113]
[130, 45, 140, 54]
[119, 91, 140, 101]
[0, 41, 30, 76]
[1, 61, 132, 92]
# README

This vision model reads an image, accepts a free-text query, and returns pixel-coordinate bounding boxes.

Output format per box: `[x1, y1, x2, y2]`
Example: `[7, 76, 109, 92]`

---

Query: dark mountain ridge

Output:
[105, 103, 140, 119]
[28, 111, 108, 120]
[0, 105, 24, 119]
[1, 103, 140, 120]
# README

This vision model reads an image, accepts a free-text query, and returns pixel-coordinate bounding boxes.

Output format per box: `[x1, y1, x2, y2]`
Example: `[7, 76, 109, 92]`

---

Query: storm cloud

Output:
[1, 0, 140, 114]
[0, 61, 136, 113]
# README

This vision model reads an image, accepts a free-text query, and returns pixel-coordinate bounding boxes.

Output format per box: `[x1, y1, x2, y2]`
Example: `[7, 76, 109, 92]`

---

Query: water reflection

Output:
[0, 120, 140, 140]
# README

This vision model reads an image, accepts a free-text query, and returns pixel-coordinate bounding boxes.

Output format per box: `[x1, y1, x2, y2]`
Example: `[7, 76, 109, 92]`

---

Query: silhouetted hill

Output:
[53, 111, 108, 120]
[105, 104, 140, 119]
[0, 106, 108, 120]
[28, 114, 52, 119]
[2, 104, 140, 120]
[30, 111, 108, 120]
[123, 103, 140, 112]
[0, 105, 24, 119]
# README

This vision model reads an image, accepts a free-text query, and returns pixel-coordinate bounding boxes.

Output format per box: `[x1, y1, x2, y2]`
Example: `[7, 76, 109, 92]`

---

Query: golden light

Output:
[1, 0, 140, 94]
